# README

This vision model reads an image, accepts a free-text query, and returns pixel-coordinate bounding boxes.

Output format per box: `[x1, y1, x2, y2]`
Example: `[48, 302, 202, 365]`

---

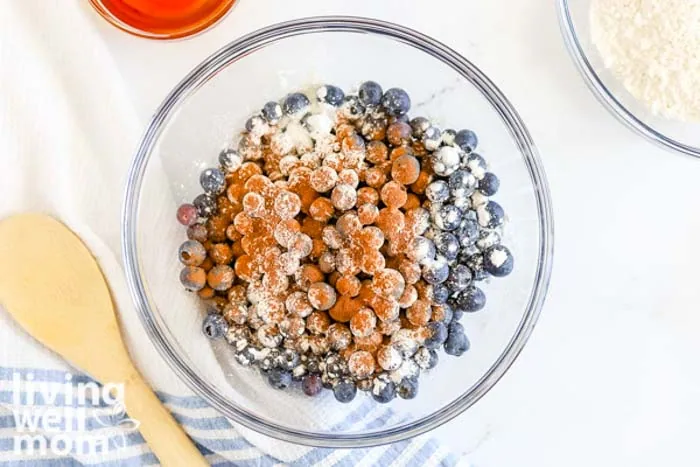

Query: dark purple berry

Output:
[477, 200, 505, 229]
[434, 232, 459, 261]
[448, 169, 478, 198]
[219, 148, 241, 172]
[193, 194, 216, 218]
[410, 116, 431, 138]
[178, 240, 206, 266]
[424, 321, 448, 350]
[340, 95, 366, 120]
[276, 349, 300, 371]
[397, 378, 418, 400]
[371, 377, 396, 404]
[302, 374, 323, 396]
[441, 129, 457, 146]
[458, 286, 486, 312]
[176, 203, 198, 226]
[432, 284, 449, 304]
[425, 180, 449, 203]
[444, 322, 470, 356]
[433, 204, 462, 231]
[422, 258, 449, 285]
[445, 264, 472, 292]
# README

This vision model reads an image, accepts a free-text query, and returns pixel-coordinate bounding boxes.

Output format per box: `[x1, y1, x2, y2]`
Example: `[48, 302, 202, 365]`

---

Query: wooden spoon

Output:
[0, 213, 208, 467]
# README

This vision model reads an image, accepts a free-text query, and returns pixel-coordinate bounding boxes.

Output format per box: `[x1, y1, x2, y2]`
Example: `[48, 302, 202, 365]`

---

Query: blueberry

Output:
[359, 81, 383, 106]
[422, 126, 442, 151]
[437, 302, 455, 324]
[464, 153, 487, 178]
[465, 253, 489, 281]
[333, 379, 357, 403]
[200, 168, 226, 195]
[317, 85, 345, 106]
[452, 310, 464, 322]
[446, 264, 472, 292]
[302, 374, 323, 396]
[267, 368, 293, 390]
[477, 201, 505, 229]
[425, 180, 450, 203]
[234, 347, 256, 366]
[283, 93, 311, 117]
[420, 348, 439, 370]
[483, 245, 514, 277]
[432, 284, 450, 305]
[454, 129, 478, 153]
[381, 88, 411, 116]
[410, 116, 431, 138]
[218, 148, 241, 172]
[444, 322, 470, 356]
[478, 172, 500, 196]
[340, 95, 366, 120]
[397, 378, 419, 400]
[424, 321, 448, 350]
[434, 232, 460, 261]
[372, 377, 396, 404]
[389, 114, 410, 124]
[456, 218, 479, 247]
[193, 193, 216, 218]
[441, 129, 457, 146]
[458, 286, 486, 312]
[262, 101, 283, 124]
[431, 146, 461, 176]
[422, 257, 449, 284]
[433, 204, 462, 231]
[448, 169, 478, 198]
[277, 349, 300, 371]
[178, 240, 206, 266]
[410, 236, 436, 264]
[245, 115, 266, 132]
[202, 313, 228, 339]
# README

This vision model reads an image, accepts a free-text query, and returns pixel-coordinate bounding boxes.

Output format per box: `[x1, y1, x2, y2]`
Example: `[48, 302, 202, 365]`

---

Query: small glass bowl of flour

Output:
[558, 0, 700, 158]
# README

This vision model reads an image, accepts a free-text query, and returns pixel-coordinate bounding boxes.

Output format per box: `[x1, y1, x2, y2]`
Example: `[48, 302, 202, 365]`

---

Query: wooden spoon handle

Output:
[123, 369, 209, 466]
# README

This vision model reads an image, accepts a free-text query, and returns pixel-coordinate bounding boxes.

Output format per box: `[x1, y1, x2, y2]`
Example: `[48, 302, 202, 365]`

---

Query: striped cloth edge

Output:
[0, 367, 459, 467]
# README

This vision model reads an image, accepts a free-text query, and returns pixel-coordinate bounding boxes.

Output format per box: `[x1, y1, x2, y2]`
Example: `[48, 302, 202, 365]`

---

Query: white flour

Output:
[590, 0, 700, 122]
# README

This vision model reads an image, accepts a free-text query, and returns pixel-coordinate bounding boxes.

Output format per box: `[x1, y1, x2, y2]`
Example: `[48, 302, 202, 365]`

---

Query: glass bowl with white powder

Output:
[122, 17, 554, 447]
[558, 0, 700, 158]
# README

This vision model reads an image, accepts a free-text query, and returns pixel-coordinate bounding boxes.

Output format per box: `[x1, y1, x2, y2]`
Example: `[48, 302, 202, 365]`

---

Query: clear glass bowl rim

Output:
[557, 0, 700, 158]
[121, 15, 555, 448]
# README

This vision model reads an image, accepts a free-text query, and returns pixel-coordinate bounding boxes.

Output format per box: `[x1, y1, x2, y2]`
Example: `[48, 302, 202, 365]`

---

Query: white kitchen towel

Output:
[0, 1, 461, 466]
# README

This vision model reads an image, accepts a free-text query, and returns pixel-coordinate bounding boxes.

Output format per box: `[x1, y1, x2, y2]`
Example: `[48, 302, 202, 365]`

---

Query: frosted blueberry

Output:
[424, 321, 448, 350]
[333, 379, 357, 403]
[458, 286, 486, 312]
[193, 193, 216, 217]
[433, 231, 460, 261]
[476, 201, 505, 229]
[476, 229, 501, 250]
[371, 375, 396, 404]
[410, 116, 431, 138]
[262, 101, 283, 124]
[302, 374, 323, 396]
[245, 114, 266, 132]
[421, 257, 449, 284]
[340, 95, 366, 120]
[359, 81, 383, 106]
[267, 368, 293, 390]
[483, 245, 514, 277]
[431, 146, 461, 176]
[317, 85, 345, 106]
[414, 347, 438, 370]
[218, 148, 242, 172]
[277, 349, 301, 371]
[200, 168, 226, 195]
[465, 253, 489, 281]
[408, 236, 436, 264]
[446, 264, 472, 292]
[425, 180, 450, 203]
[464, 153, 488, 179]
[283, 93, 311, 117]
[397, 378, 419, 400]
[433, 204, 462, 231]
[432, 284, 450, 305]
[441, 128, 457, 146]
[202, 313, 228, 339]
[422, 126, 442, 151]
[381, 88, 411, 116]
[456, 218, 479, 247]
[454, 129, 478, 153]
[448, 169, 478, 198]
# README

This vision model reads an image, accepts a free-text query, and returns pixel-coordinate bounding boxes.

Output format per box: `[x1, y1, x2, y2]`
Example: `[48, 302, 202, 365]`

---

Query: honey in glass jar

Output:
[90, 0, 236, 39]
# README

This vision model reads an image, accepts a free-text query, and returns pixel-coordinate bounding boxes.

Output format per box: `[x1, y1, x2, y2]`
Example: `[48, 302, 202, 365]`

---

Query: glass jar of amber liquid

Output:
[89, 0, 236, 39]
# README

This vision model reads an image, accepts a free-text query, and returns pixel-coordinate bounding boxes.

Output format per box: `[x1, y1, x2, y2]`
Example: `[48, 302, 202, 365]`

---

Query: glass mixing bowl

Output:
[122, 16, 554, 447]
[558, 0, 700, 158]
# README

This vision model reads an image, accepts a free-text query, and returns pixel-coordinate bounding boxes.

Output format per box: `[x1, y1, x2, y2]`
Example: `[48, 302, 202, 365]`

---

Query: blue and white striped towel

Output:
[0, 1, 462, 465]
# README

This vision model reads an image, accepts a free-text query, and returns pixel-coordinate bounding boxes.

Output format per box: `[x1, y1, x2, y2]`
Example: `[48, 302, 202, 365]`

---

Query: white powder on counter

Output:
[590, 0, 700, 122]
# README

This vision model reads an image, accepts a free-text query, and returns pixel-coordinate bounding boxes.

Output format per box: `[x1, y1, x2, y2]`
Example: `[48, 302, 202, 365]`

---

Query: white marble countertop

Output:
[91, 0, 700, 465]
